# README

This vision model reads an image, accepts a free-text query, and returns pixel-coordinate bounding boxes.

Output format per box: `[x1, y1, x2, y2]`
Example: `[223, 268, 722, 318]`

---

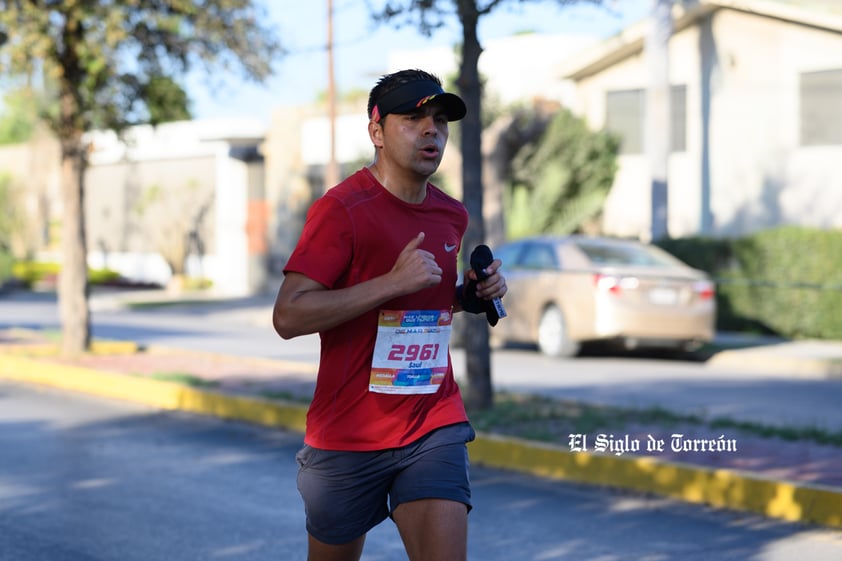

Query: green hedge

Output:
[0, 251, 13, 285]
[12, 261, 60, 286]
[657, 227, 842, 340]
[12, 261, 121, 288]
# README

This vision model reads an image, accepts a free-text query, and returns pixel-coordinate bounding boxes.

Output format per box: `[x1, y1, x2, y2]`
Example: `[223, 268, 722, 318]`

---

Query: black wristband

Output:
[459, 281, 486, 314]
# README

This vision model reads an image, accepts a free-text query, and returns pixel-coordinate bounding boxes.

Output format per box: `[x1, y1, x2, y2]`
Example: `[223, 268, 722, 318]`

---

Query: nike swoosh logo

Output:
[444, 243, 457, 252]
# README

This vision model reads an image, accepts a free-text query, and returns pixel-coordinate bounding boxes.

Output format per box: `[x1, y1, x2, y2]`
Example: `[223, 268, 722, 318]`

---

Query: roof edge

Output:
[561, 0, 842, 82]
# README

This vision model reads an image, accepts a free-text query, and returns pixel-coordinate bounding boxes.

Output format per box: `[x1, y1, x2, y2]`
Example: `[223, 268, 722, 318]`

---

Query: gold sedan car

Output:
[493, 236, 716, 357]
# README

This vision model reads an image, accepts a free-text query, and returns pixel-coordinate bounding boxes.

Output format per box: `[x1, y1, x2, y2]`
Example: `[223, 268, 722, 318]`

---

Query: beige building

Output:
[563, 0, 842, 238]
[2, 119, 268, 295]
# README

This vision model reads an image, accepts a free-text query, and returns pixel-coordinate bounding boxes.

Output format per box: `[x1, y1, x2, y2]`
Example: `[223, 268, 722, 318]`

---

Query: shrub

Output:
[507, 107, 620, 238]
[0, 251, 14, 286]
[12, 261, 123, 288]
[658, 227, 842, 339]
[12, 261, 60, 287]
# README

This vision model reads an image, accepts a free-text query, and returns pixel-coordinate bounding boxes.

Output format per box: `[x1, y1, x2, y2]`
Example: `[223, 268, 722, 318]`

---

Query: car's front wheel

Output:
[537, 305, 580, 358]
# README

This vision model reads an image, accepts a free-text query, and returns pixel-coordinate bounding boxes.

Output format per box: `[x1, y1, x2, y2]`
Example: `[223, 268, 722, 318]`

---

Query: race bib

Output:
[369, 310, 452, 395]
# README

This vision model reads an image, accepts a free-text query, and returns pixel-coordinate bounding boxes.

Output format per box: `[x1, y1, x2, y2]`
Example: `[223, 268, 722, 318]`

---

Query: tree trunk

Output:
[482, 117, 509, 248]
[58, 140, 91, 357]
[55, 10, 91, 357]
[456, 0, 493, 411]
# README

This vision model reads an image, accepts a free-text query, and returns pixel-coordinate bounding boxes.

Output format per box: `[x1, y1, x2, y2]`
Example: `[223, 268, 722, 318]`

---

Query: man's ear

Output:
[368, 119, 384, 149]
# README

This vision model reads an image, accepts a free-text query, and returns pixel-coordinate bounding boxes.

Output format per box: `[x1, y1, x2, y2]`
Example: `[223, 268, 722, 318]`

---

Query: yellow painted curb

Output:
[468, 433, 842, 529]
[2, 352, 840, 529]
[0, 354, 308, 433]
[1, 340, 140, 356]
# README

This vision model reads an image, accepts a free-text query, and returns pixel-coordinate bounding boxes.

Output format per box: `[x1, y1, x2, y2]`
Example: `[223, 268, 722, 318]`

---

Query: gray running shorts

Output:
[295, 422, 476, 545]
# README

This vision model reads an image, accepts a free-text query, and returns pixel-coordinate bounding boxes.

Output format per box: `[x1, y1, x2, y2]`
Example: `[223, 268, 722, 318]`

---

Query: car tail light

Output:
[594, 274, 639, 294]
[693, 280, 716, 300]
[594, 274, 620, 293]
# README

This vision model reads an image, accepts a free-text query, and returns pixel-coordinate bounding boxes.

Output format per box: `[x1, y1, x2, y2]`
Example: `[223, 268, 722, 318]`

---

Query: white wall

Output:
[573, 6, 842, 239]
[707, 9, 842, 234]
[388, 33, 598, 106]
[84, 119, 266, 295]
[213, 149, 251, 295]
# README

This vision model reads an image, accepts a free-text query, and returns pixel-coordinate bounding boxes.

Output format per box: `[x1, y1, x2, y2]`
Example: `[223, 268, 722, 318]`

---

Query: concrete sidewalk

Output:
[708, 335, 842, 378]
[1, 326, 841, 531]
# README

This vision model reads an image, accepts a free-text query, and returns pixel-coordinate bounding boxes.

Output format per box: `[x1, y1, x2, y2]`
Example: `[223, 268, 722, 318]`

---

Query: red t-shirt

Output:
[283, 168, 470, 451]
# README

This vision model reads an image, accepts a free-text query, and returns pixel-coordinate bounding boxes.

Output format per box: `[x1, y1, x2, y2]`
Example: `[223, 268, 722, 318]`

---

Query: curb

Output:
[708, 347, 842, 378]
[0, 339, 141, 357]
[468, 434, 842, 529]
[1, 352, 840, 530]
[0, 354, 308, 433]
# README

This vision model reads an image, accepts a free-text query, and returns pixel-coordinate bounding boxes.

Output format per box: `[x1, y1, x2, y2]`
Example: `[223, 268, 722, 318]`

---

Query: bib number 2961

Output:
[370, 310, 452, 395]
[387, 343, 441, 363]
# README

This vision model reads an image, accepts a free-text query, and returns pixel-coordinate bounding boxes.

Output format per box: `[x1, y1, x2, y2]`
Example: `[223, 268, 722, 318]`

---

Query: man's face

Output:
[374, 102, 450, 178]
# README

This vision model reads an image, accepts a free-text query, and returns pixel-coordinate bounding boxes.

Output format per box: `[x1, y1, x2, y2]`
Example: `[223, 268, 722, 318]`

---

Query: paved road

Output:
[3, 381, 841, 561]
[479, 345, 842, 430]
[2, 291, 841, 430]
[3, 291, 322, 363]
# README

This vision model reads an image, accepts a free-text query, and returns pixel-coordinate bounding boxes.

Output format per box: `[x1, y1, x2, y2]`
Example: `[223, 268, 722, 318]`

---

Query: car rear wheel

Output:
[537, 305, 580, 358]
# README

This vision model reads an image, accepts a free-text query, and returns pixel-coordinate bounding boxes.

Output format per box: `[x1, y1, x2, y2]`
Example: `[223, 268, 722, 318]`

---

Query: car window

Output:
[574, 240, 682, 267]
[495, 242, 524, 268]
[520, 242, 559, 270]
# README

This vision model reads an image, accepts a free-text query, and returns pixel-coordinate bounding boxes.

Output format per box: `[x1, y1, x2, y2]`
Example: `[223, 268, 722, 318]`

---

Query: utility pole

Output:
[646, 0, 673, 241]
[325, 0, 340, 191]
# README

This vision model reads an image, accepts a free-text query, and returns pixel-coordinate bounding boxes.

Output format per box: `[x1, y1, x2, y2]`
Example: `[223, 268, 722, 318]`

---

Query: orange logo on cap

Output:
[416, 94, 438, 108]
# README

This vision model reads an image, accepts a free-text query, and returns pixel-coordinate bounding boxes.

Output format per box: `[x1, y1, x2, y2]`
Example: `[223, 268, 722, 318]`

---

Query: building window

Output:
[605, 86, 687, 154]
[801, 68, 842, 146]
[606, 89, 644, 154]
[670, 85, 687, 152]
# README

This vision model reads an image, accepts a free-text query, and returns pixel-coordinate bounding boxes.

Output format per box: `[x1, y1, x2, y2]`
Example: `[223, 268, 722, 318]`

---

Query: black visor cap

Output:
[372, 79, 466, 122]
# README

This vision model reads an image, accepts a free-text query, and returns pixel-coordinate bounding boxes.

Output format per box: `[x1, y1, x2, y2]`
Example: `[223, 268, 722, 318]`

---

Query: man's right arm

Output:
[272, 232, 442, 339]
[272, 272, 397, 339]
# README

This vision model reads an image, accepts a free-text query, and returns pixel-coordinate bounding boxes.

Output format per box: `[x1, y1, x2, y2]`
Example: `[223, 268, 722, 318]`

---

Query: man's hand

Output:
[389, 232, 443, 294]
[463, 258, 507, 302]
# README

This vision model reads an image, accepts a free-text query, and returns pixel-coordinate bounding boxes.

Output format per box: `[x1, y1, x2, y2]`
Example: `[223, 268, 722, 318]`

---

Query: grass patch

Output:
[140, 371, 220, 389]
[468, 393, 694, 436]
[18, 328, 62, 343]
[259, 390, 313, 405]
[467, 392, 842, 448]
[708, 417, 842, 447]
[126, 299, 215, 310]
[41, 329, 62, 342]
